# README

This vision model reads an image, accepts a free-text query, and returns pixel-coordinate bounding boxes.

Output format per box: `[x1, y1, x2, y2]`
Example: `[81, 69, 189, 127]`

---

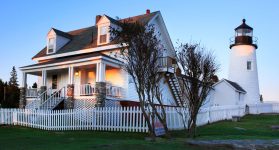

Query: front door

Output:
[52, 75, 58, 90]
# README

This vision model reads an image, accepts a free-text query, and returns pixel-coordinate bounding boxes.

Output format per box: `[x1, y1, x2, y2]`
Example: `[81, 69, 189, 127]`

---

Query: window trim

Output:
[98, 25, 109, 45]
[247, 60, 253, 71]
[47, 37, 56, 54]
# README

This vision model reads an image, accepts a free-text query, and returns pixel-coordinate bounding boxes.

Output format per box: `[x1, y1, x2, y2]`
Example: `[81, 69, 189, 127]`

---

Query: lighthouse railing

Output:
[229, 36, 258, 45]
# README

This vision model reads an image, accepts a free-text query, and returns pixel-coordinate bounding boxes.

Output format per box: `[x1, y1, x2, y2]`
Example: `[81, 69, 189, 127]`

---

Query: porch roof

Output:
[20, 52, 122, 70]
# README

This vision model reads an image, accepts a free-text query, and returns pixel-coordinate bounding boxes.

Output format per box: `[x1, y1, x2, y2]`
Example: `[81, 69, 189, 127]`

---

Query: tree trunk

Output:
[188, 112, 198, 138]
[140, 104, 155, 138]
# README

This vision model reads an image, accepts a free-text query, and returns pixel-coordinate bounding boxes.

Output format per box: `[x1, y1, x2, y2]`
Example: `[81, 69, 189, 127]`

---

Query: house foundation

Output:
[19, 87, 26, 108]
[65, 84, 74, 109]
[95, 82, 106, 107]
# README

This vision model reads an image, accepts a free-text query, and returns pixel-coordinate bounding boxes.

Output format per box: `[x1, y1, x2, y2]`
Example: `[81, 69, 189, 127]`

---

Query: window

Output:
[52, 75, 57, 89]
[99, 26, 107, 43]
[247, 61, 252, 70]
[48, 38, 55, 53]
[128, 75, 134, 84]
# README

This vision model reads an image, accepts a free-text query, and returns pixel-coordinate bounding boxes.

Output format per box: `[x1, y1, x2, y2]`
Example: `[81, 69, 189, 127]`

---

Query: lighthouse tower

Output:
[228, 19, 260, 105]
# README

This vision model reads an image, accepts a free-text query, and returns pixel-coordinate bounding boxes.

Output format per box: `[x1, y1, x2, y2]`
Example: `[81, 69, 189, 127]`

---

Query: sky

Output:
[0, 0, 278, 101]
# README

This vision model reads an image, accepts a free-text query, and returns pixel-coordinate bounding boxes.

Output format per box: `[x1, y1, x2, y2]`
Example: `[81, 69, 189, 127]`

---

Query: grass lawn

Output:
[0, 114, 278, 150]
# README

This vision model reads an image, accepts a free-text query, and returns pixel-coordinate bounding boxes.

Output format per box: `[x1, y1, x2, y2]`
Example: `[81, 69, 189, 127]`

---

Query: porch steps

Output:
[166, 73, 183, 106]
[25, 89, 51, 109]
[40, 98, 65, 110]
[40, 87, 66, 110]
[26, 87, 66, 110]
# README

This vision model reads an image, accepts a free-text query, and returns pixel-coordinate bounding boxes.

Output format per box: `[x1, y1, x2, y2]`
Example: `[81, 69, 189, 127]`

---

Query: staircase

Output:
[40, 87, 66, 110]
[166, 73, 183, 106]
[25, 88, 52, 109]
[26, 87, 66, 110]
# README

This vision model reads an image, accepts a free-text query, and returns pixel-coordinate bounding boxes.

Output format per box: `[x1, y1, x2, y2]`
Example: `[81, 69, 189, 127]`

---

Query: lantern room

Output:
[230, 19, 257, 49]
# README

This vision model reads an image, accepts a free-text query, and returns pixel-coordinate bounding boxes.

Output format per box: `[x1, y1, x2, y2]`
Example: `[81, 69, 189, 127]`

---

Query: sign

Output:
[154, 121, 166, 136]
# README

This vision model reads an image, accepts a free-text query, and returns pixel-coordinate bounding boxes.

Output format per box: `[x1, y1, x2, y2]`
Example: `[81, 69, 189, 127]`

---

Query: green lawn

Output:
[0, 114, 278, 150]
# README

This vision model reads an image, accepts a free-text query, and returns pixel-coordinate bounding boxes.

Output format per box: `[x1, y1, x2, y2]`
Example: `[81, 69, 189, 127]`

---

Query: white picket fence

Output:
[0, 103, 278, 132]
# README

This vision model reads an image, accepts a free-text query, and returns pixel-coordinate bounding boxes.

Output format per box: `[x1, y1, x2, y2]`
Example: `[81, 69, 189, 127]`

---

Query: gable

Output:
[47, 29, 56, 37]
[148, 13, 175, 58]
[96, 16, 111, 26]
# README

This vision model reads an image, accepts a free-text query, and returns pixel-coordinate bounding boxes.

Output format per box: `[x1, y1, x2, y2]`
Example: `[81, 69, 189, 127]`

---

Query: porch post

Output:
[65, 66, 75, 109]
[95, 61, 106, 107]
[42, 70, 47, 86]
[19, 72, 27, 108]
[39, 70, 47, 103]
[40, 70, 47, 94]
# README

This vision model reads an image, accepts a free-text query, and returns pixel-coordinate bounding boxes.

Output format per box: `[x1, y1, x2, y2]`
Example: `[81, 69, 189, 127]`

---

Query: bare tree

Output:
[110, 21, 169, 138]
[176, 43, 219, 137]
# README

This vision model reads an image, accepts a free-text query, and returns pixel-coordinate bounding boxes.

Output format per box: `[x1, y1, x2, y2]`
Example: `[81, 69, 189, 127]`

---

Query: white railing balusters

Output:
[26, 88, 38, 98]
[40, 87, 66, 110]
[26, 88, 52, 109]
[75, 83, 123, 98]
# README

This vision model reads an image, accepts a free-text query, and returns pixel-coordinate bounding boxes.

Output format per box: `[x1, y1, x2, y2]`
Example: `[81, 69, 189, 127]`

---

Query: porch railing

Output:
[26, 88, 38, 98]
[75, 83, 123, 98]
[76, 84, 96, 96]
[158, 56, 175, 68]
[106, 84, 122, 98]
[25, 88, 52, 109]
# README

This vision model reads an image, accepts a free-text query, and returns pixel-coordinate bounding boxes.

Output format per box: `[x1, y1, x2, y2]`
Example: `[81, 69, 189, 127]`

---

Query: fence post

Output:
[13, 110, 17, 125]
[0, 109, 3, 124]
[208, 107, 211, 124]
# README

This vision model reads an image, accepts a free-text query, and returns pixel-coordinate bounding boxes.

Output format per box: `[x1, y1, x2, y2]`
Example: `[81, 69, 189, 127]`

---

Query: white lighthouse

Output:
[228, 19, 260, 105]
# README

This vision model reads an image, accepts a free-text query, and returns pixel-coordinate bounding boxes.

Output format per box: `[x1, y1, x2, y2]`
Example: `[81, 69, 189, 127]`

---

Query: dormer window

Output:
[48, 38, 55, 54]
[99, 26, 107, 44]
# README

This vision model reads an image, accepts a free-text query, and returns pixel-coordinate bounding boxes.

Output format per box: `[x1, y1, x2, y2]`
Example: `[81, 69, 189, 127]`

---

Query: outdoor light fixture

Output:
[75, 71, 79, 76]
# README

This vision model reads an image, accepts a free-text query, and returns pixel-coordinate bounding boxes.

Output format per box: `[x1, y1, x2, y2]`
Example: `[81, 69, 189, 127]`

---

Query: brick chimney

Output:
[95, 15, 102, 25]
[146, 9, 150, 14]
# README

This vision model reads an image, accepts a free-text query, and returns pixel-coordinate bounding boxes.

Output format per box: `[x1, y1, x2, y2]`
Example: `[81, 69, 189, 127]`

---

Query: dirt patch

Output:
[261, 113, 279, 115]
[187, 142, 235, 150]
[270, 125, 279, 130]
[186, 140, 279, 150]
[53, 132, 65, 135]
[0, 125, 12, 128]
[90, 144, 113, 149]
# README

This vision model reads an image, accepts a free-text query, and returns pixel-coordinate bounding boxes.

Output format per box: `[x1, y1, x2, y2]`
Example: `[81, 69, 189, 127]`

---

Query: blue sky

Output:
[0, 0, 278, 101]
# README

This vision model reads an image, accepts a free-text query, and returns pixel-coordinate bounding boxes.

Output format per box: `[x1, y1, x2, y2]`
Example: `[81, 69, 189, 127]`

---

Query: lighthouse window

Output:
[247, 61, 252, 70]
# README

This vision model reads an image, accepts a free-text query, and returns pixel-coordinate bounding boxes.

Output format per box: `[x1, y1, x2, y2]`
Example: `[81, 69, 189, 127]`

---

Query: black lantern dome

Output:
[230, 19, 257, 49]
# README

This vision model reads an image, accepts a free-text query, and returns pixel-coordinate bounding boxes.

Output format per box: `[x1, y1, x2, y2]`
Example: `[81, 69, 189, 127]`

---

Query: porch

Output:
[25, 83, 123, 98]
[20, 53, 125, 109]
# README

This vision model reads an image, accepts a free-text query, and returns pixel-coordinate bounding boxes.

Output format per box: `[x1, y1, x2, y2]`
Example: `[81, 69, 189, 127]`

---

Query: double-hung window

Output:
[48, 38, 55, 53]
[99, 26, 107, 44]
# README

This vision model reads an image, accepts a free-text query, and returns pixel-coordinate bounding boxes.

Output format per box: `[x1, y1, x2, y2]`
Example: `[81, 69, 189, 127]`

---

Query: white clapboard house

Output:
[20, 10, 181, 110]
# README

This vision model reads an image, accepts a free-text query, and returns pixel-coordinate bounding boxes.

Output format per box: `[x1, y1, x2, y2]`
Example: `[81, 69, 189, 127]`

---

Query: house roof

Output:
[224, 79, 246, 93]
[52, 28, 72, 39]
[21, 52, 120, 69]
[214, 79, 246, 93]
[33, 11, 159, 60]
